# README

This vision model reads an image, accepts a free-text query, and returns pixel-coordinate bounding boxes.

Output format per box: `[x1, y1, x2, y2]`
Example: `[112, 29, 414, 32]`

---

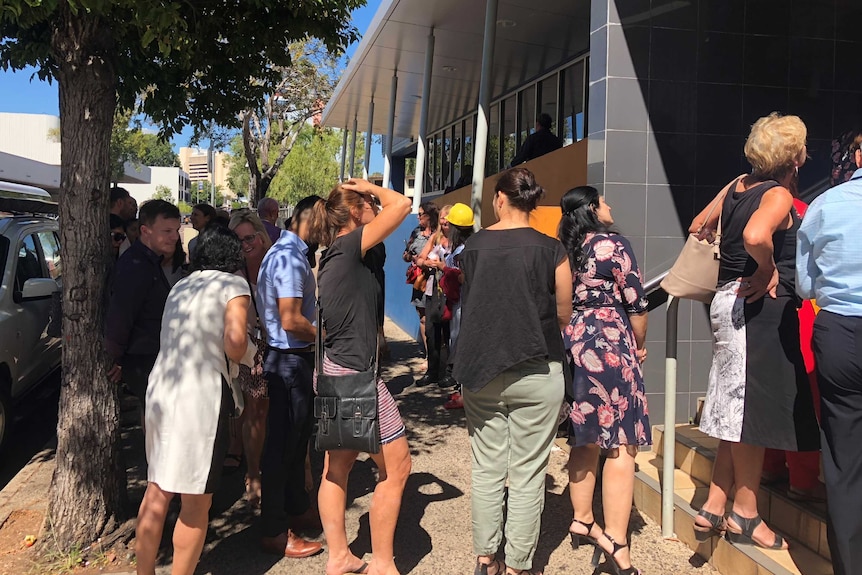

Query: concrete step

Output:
[648, 424, 832, 568]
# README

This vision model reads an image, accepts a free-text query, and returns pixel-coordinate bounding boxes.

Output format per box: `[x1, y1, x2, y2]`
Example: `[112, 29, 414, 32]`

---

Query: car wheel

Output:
[0, 385, 9, 452]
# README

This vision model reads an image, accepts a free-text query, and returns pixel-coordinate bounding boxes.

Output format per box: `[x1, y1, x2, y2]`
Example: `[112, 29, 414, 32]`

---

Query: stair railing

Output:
[642, 270, 678, 538]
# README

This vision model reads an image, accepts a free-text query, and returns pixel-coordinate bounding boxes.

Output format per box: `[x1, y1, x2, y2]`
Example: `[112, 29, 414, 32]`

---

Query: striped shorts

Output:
[316, 354, 406, 446]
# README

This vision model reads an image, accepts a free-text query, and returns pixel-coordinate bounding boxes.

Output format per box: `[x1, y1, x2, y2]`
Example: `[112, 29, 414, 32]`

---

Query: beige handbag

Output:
[660, 179, 737, 304]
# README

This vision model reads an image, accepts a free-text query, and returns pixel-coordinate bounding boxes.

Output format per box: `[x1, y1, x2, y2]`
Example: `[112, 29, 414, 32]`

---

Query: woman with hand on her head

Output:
[455, 168, 572, 575]
[135, 226, 258, 575]
[559, 186, 650, 575]
[691, 113, 819, 550]
[308, 179, 412, 575]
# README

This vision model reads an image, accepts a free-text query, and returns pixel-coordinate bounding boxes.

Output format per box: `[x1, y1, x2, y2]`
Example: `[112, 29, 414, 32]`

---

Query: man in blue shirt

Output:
[257, 195, 321, 559]
[797, 151, 862, 575]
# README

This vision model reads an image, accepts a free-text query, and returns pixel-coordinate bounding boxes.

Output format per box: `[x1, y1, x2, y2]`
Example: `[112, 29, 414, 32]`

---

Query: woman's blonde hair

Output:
[433, 204, 453, 246]
[307, 184, 368, 247]
[228, 210, 273, 251]
[744, 113, 807, 180]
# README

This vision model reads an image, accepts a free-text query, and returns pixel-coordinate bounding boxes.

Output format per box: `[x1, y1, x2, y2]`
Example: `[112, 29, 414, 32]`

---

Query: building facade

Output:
[323, 0, 862, 424]
[178, 147, 233, 201]
[123, 166, 191, 207]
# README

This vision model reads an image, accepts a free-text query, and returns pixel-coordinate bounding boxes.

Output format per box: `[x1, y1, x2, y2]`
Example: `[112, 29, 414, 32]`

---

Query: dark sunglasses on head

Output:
[112, 232, 126, 242]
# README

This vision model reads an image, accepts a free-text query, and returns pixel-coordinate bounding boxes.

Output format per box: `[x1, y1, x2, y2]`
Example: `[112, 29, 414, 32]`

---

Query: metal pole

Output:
[349, 115, 358, 179]
[365, 99, 374, 180]
[662, 296, 680, 538]
[339, 126, 348, 182]
[471, 0, 499, 228]
[383, 74, 398, 189]
[413, 30, 435, 213]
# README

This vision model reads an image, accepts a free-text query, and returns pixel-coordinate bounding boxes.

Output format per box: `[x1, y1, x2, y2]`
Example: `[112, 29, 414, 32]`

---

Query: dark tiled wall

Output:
[588, 0, 862, 424]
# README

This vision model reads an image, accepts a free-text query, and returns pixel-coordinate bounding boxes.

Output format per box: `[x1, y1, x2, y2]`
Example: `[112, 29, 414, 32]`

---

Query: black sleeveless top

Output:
[717, 179, 799, 298]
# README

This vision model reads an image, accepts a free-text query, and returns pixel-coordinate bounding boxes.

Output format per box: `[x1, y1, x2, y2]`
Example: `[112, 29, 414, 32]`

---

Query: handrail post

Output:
[662, 296, 680, 538]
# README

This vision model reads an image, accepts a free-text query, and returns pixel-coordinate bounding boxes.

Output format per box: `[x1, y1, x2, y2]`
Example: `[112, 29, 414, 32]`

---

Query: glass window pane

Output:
[434, 133, 443, 191]
[561, 61, 586, 145]
[37, 231, 61, 280]
[519, 85, 536, 147]
[487, 103, 500, 175]
[503, 96, 517, 170]
[442, 128, 452, 190]
[462, 117, 474, 184]
[539, 74, 559, 137]
[16, 234, 44, 292]
[452, 122, 462, 189]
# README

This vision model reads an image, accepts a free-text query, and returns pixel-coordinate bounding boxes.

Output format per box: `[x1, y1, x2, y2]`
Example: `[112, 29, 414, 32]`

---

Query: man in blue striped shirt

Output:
[796, 150, 862, 575]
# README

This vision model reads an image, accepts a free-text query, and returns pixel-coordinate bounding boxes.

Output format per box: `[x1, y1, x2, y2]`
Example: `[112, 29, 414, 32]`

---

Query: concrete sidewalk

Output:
[0, 320, 716, 575]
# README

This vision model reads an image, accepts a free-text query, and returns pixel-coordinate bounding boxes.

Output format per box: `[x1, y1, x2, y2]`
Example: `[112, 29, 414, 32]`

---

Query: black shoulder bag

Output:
[313, 302, 381, 454]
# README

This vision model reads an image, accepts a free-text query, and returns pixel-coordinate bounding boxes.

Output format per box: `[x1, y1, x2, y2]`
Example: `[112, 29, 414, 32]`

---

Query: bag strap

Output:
[316, 299, 323, 373]
[698, 176, 743, 238]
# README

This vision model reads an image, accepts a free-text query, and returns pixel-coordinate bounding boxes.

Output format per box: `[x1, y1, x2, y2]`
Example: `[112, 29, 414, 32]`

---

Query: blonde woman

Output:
[691, 113, 819, 549]
[228, 211, 273, 505]
[415, 204, 452, 386]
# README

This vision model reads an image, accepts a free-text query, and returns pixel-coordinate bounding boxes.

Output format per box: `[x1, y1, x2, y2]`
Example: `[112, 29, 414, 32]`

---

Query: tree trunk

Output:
[47, 4, 127, 550]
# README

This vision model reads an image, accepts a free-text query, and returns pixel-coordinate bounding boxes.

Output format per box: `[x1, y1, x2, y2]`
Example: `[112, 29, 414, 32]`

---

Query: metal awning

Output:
[322, 0, 589, 138]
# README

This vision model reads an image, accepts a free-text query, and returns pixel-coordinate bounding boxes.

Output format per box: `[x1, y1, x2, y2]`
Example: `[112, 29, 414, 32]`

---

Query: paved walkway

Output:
[146, 321, 715, 575]
[0, 319, 716, 574]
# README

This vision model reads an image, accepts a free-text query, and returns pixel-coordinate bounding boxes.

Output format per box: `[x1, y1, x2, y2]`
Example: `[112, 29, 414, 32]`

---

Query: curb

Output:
[0, 438, 56, 532]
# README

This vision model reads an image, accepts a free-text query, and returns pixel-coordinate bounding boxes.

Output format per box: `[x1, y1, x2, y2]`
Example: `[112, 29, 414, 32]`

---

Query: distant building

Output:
[178, 147, 234, 202]
[124, 166, 191, 207]
[0, 112, 149, 195]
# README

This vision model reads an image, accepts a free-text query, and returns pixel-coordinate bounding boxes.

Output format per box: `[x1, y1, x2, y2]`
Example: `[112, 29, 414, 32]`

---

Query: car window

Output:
[15, 234, 45, 292]
[37, 231, 61, 280]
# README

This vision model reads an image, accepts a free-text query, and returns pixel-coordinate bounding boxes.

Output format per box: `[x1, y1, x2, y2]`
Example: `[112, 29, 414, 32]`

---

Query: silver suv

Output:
[0, 182, 62, 449]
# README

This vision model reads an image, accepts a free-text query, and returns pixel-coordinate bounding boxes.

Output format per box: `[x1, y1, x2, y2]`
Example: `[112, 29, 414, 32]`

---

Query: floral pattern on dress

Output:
[564, 232, 652, 449]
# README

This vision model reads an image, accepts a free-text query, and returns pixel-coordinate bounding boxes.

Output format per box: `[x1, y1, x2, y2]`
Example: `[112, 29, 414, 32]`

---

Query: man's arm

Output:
[105, 260, 150, 381]
[510, 135, 532, 167]
[278, 297, 316, 343]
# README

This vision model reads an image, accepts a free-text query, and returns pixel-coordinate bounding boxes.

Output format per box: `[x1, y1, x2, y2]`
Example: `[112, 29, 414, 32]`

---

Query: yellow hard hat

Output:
[447, 202, 475, 227]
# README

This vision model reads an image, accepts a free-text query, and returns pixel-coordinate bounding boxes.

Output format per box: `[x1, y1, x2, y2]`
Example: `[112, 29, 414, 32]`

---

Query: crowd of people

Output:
[102, 111, 861, 575]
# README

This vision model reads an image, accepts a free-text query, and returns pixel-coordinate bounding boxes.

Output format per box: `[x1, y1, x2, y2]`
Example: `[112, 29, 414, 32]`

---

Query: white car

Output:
[0, 182, 62, 449]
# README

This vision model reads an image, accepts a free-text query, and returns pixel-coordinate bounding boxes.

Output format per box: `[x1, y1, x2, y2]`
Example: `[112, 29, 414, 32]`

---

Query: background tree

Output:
[151, 184, 174, 203]
[227, 125, 364, 207]
[240, 40, 342, 204]
[0, 0, 360, 552]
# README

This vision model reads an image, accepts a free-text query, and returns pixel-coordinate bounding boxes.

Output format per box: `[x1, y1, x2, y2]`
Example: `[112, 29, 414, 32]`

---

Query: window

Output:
[442, 128, 452, 189]
[519, 85, 536, 147]
[561, 60, 586, 145]
[487, 103, 500, 174]
[37, 231, 61, 280]
[15, 234, 44, 293]
[538, 74, 559, 137]
[502, 95, 517, 170]
[452, 122, 462, 189]
[463, 116, 475, 176]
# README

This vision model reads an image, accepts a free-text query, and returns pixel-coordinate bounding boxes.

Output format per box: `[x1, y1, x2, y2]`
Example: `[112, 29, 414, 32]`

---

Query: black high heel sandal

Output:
[693, 509, 726, 541]
[597, 533, 641, 575]
[569, 518, 602, 568]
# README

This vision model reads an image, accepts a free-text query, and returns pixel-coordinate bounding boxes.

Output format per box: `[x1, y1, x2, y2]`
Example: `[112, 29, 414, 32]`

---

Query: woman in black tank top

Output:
[687, 113, 819, 551]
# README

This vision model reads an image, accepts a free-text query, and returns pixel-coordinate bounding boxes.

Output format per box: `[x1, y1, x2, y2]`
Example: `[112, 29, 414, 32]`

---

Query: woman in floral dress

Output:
[558, 186, 649, 575]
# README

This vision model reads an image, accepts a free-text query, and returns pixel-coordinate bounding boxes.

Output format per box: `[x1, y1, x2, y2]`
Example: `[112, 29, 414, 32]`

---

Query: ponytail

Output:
[306, 184, 367, 247]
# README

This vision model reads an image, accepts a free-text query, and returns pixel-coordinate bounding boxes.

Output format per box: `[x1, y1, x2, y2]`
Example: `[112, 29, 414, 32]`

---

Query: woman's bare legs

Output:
[567, 445, 602, 539]
[171, 493, 213, 575]
[366, 436, 412, 575]
[697, 440, 735, 525]
[135, 483, 174, 575]
[599, 446, 638, 569]
[319, 449, 364, 575]
[727, 442, 786, 548]
[243, 393, 269, 505]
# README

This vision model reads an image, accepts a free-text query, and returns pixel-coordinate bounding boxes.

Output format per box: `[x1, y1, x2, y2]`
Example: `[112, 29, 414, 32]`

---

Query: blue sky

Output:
[0, 1, 384, 172]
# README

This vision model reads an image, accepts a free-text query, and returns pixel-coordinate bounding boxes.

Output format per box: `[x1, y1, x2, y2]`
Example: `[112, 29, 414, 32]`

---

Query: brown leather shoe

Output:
[260, 530, 322, 558]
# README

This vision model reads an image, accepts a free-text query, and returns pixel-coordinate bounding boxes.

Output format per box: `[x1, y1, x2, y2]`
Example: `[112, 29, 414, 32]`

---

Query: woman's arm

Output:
[341, 179, 412, 257]
[554, 259, 574, 331]
[738, 186, 793, 303]
[415, 236, 435, 268]
[688, 175, 745, 239]
[224, 295, 251, 363]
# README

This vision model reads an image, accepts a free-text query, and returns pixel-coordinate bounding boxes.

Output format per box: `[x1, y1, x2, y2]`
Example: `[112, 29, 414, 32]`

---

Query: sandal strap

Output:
[696, 509, 726, 530]
[571, 518, 596, 534]
[603, 532, 629, 557]
[727, 511, 763, 536]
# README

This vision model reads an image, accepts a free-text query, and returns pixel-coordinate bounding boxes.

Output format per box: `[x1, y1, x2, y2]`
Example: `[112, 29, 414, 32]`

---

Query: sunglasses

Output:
[239, 234, 258, 245]
[112, 232, 126, 242]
